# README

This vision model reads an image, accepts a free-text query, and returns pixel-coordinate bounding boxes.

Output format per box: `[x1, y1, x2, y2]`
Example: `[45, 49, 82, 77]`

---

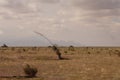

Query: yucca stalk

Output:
[34, 31, 62, 60]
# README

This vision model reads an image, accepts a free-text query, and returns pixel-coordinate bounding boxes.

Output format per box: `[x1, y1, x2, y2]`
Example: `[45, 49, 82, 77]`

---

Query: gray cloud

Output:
[0, 0, 120, 46]
[3, 0, 32, 13]
[72, 0, 120, 18]
[73, 0, 120, 10]
[39, 0, 60, 4]
[0, 0, 61, 20]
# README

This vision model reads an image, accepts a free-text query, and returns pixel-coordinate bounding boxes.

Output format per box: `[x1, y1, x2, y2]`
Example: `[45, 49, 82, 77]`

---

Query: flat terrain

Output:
[0, 47, 120, 80]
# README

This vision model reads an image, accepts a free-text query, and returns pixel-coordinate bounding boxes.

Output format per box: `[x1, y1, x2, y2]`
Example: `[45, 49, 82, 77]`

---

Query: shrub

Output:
[68, 45, 75, 51]
[22, 48, 26, 52]
[23, 64, 38, 77]
[48, 46, 52, 48]
[1, 44, 8, 48]
[88, 52, 91, 54]
[115, 50, 120, 57]
[64, 51, 68, 54]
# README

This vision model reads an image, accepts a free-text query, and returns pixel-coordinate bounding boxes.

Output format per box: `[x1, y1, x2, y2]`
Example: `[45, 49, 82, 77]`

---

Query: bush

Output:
[64, 51, 68, 53]
[68, 45, 75, 51]
[114, 50, 120, 57]
[23, 64, 38, 77]
[1, 44, 8, 48]
[88, 52, 91, 54]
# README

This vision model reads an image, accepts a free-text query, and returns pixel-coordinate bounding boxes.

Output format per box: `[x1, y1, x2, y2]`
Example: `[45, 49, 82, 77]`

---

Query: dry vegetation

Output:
[0, 47, 120, 80]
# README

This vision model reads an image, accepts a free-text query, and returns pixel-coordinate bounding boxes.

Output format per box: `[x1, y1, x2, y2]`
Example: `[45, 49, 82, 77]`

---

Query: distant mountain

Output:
[0, 38, 82, 47]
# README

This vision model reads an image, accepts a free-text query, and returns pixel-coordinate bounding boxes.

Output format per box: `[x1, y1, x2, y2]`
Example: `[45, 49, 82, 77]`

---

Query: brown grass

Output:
[0, 47, 120, 80]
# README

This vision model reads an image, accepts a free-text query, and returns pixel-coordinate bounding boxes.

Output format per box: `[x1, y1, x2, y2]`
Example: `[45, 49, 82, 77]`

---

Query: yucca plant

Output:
[34, 31, 63, 60]
[52, 45, 62, 59]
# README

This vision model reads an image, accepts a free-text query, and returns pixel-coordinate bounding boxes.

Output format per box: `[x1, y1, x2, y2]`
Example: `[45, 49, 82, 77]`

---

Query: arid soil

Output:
[0, 47, 120, 80]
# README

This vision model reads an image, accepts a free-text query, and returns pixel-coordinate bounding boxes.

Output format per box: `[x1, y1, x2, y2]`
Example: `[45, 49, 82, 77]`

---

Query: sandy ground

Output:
[0, 47, 120, 80]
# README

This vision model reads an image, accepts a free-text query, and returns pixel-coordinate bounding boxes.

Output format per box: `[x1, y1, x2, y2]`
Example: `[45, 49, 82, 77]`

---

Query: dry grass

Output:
[0, 47, 120, 80]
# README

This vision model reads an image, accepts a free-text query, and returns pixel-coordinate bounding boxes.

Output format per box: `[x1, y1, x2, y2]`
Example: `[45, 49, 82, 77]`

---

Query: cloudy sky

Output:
[0, 0, 120, 46]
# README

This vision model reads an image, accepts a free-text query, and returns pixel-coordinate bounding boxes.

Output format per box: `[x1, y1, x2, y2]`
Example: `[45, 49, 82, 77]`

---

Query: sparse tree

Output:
[69, 45, 75, 51]
[1, 44, 8, 48]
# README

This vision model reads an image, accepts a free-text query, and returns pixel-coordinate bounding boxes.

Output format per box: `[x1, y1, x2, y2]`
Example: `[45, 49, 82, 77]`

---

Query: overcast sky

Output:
[0, 0, 120, 46]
